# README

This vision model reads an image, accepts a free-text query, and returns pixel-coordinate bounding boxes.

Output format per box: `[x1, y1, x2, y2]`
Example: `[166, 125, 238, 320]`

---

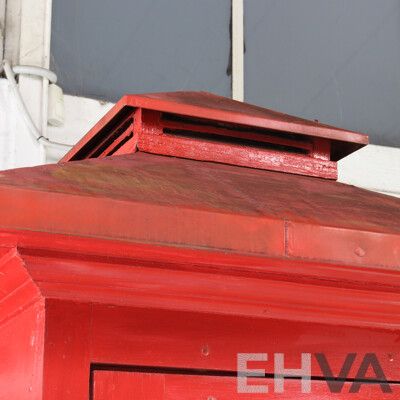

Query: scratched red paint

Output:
[60, 91, 368, 179]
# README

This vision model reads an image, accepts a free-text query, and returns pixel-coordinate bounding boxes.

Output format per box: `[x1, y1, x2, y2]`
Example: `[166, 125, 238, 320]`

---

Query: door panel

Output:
[93, 372, 164, 400]
[92, 305, 400, 381]
[92, 370, 399, 400]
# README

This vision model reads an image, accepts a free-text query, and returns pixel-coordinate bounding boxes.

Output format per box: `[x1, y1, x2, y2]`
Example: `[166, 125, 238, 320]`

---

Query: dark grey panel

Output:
[51, 0, 231, 102]
[245, 0, 400, 147]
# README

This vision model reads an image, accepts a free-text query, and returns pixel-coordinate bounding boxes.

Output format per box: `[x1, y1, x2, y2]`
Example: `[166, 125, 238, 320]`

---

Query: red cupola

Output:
[62, 91, 368, 179]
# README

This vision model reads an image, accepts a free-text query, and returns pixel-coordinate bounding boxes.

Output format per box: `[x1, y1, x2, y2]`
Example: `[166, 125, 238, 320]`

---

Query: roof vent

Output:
[61, 91, 369, 180]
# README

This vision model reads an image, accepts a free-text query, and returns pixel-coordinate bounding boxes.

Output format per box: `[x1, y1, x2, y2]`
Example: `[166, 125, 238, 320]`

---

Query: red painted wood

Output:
[42, 300, 91, 400]
[0, 247, 42, 326]
[23, 254, 400, 329]
[0, 233, 397, 398]
[312, 137, 331, 160]
[127, 91, 369, 145]
[0, 230, 397, 291]
[0, 300, 45, 399]
[97, 119, 134, 158]
[287, 222, 400, 268]
[93, 371, 165, 400]
[91, 305, 400, 380]
[0, 248, 35, 304]
[138, 133, 338, 179]
[0, 154, 290, 259]
[161, 118, 314, 151]
[92, 370, 399, 400]
[61, 92, 368, 163]
[86, 112, 134, 159]
[1, 152, 399, 268]
[142, 109, 162, 134]
[111, 108, 142, 157]
[0, 186, 284, 257]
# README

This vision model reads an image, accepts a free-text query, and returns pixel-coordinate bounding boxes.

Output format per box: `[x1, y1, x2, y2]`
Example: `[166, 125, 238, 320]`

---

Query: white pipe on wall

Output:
[12, 65, 57, 83]
[1, 60, 71, 151]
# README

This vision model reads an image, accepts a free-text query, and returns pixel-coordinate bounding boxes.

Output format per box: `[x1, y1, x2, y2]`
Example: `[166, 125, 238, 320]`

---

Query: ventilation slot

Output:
[69, 107, 134, 161]
[160, 113, 314, 157]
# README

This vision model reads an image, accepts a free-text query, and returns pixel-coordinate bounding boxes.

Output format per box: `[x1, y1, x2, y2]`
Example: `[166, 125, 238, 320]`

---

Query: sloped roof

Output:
[62, 91, 368, 164]
[0, 152, 399, 269]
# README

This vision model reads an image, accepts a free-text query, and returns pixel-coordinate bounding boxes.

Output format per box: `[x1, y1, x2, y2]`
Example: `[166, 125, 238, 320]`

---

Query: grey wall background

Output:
[51, 0, 231, 101]
[51, 0, 400, 147]
[245, 0, 400, 147]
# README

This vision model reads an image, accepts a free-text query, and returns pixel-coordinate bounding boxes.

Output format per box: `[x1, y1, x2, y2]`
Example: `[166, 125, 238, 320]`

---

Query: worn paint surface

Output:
[62, 91, 368, 160]
[0, 300, 45, 399]
[59, 92, 368, 179]
[0, 152, 399, 267]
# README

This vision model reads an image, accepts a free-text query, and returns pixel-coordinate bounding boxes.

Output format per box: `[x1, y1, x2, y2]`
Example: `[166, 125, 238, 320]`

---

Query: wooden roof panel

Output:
[0, 152, 399, 268]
